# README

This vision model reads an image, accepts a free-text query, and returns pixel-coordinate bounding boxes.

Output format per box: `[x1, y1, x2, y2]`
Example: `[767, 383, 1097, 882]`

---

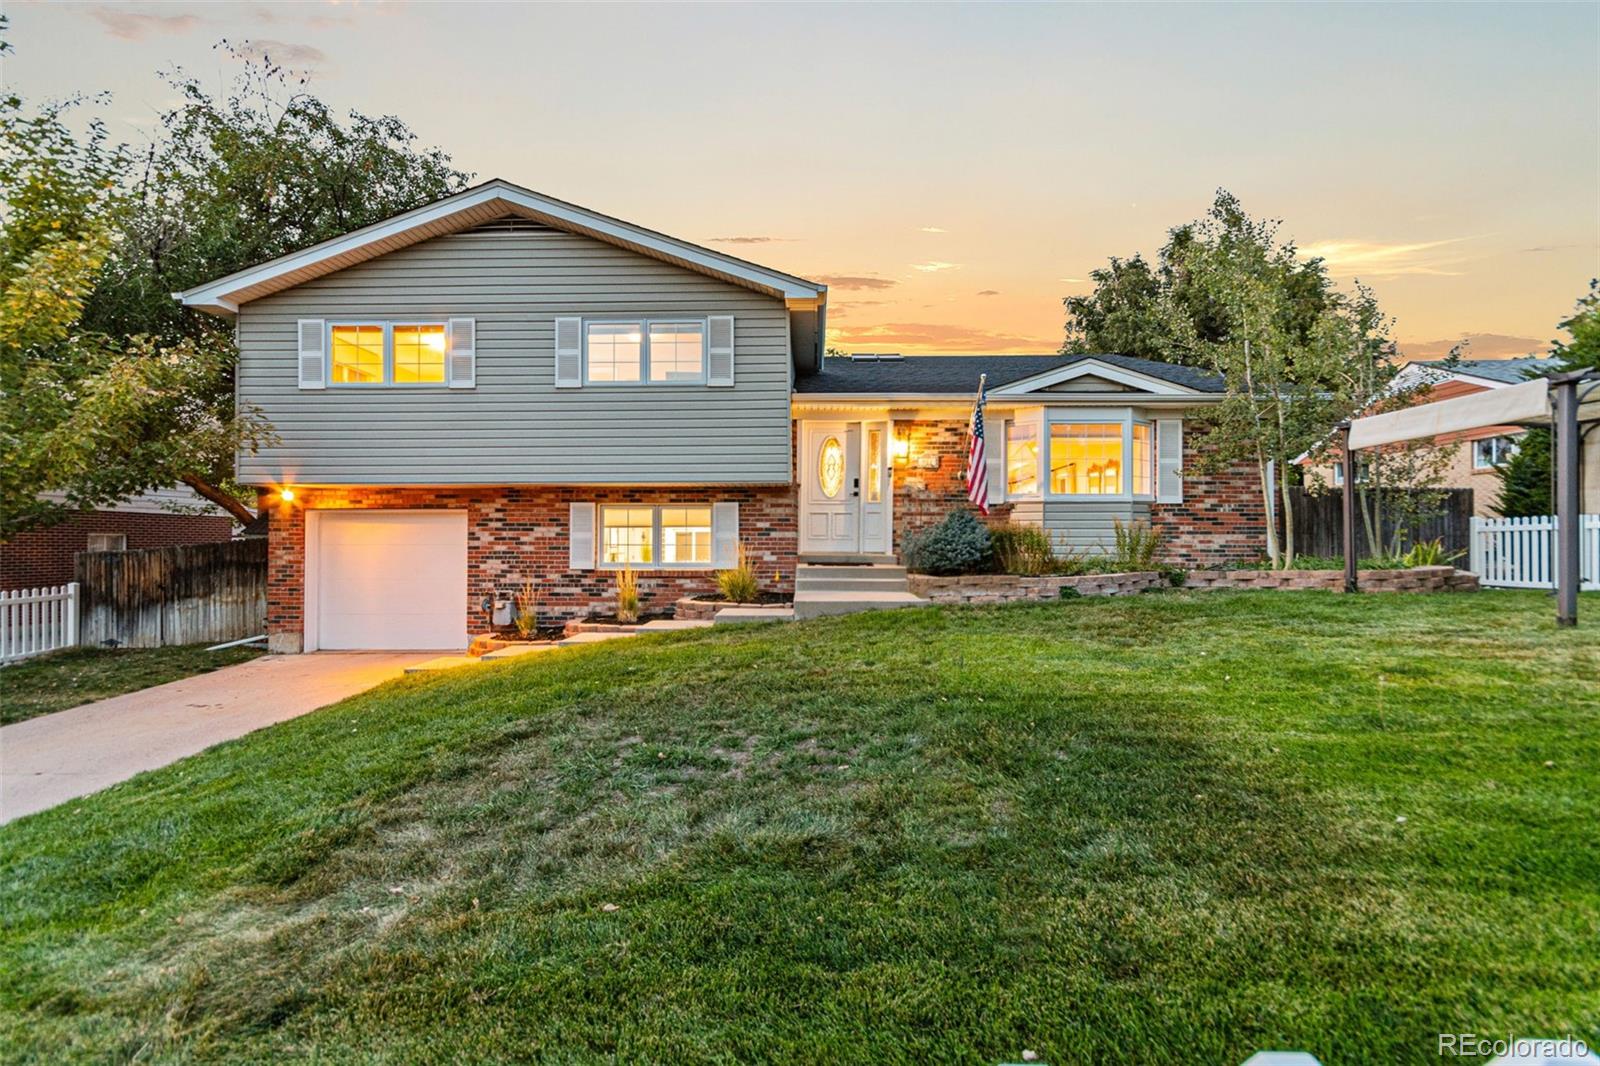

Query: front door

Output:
[801, 421, 861, 553]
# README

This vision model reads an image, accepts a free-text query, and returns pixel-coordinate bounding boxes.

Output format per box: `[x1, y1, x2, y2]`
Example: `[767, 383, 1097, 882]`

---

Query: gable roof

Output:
[175, 179, 828, 314]
[794, 354, 1225, 396]
[1407, 355, 1559, 386]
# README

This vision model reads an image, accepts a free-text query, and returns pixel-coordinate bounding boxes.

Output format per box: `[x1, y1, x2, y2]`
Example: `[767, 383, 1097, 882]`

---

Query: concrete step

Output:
[792, 591, 928, 620]
[797, 563, 906, 579]
[798, 553, 901, 566]
[714, 606, 796, 624]
[794, 574, 911, 593]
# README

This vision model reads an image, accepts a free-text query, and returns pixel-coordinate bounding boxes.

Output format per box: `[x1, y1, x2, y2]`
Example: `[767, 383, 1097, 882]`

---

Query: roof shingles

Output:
[795, 354, 1225, 394]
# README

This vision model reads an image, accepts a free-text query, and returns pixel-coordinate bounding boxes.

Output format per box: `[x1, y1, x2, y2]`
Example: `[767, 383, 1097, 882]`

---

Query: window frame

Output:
[1472, 435, 1518, 470]
[581, 316, 710, 387]
[1038, 410, 1157, 501]
[1004, 418, 1042, 499]
[85, 532, 127, 553]
[326, 320, 450, 388]
[597, 504, 715, 570]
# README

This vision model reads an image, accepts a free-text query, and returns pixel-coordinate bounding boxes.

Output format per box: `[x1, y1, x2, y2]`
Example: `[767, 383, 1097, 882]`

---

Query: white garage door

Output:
[313, 511, 467, 650]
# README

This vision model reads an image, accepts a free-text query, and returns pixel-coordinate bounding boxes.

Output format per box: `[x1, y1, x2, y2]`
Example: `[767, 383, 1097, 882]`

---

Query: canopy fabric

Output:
[1348, 377, 1551, 450]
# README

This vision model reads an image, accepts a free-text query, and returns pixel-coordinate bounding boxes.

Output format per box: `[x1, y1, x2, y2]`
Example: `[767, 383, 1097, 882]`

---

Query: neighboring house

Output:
[1300, 356, 1572, 517]
[176, 179, 1263, 653]
[0, 487, 236, 591]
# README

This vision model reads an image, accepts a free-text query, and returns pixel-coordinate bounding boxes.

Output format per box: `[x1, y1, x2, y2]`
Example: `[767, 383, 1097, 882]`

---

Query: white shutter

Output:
[569, 502, 596, 569]
[707, 315, 735, 387]
[986, 417, 1006, 505]
[297, 319, 326, 390]
[711, 501, 739, 568]
[446, 317, 476, 389]
[1156, 419, 1184, 503]
[554, 317, 582, 388]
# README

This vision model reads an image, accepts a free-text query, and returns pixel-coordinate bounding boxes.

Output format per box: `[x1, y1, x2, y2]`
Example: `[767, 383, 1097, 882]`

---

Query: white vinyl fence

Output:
[1469, 515, 1600, 590]
[0, 583, 79, 665]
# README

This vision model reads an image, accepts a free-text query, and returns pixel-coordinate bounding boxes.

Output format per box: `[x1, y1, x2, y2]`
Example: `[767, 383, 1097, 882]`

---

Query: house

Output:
[0, 487, 236, 591]
[176, 180, 1263, 653]
[1300, 355, 1571, 517]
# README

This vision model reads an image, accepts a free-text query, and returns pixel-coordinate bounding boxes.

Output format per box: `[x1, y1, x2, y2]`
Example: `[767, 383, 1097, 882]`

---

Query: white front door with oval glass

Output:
[801, 420, 891, 555]
[801, 422, 860, 553]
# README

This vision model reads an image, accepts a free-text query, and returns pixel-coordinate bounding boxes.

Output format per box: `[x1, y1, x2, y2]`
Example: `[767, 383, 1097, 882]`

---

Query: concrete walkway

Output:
[1, 652, 418, 823]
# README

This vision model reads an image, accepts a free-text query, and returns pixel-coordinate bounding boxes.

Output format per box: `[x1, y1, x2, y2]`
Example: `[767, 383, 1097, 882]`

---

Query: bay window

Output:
[1132, 422, 1153, 497]
[600, 505, 713, 568]
[1050, 423, 1123, 495]
[1006, 422, 1039, 496]
[584, 318, 707, 384]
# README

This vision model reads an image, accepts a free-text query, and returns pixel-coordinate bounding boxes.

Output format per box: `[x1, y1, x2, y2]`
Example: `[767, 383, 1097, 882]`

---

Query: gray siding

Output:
[236, 224, 793, 485]
[1038, 500, 1150, 556]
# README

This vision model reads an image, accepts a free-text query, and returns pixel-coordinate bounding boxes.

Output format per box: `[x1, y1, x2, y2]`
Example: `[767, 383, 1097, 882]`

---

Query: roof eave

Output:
[175, 179, 826, 314]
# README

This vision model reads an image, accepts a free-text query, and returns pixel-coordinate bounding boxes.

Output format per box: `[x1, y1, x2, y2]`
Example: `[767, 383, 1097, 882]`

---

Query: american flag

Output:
[966, 373, 989, 514]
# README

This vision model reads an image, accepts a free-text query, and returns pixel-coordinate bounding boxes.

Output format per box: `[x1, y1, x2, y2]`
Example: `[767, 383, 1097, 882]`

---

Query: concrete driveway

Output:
[1, 652, 419, 823]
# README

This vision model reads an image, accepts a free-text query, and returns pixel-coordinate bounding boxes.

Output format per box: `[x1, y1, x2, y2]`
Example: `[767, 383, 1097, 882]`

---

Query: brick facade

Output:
[891, 419, 1015, 546]
[0, 510, 235, 591]
[263, 485, 796, 652]
[892, 417, 1266, 568]
[1150, 436, 1269, 568]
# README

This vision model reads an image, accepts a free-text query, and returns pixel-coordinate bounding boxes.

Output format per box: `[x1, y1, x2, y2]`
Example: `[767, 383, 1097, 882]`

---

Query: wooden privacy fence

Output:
[1286, 487, 1474, 559]
[0, 584, 79, 664]
[1469, 514, 1600, 590]
[77, 538, 266, 648]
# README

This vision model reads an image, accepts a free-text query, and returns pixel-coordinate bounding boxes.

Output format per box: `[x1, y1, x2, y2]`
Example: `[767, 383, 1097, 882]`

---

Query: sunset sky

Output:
[6, 2, 1597, 359]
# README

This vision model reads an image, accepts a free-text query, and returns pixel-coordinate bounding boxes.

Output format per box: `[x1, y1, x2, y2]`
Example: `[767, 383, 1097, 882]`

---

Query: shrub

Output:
[513, 580, 538, 638]
[1399, 537, 1464, 568]
[1110, 519, 1165, 571]
[902, 509, 993, 575]
[716, 543, 761, 603]
[990, 523, 1056, 575]
[615, 565, 640, 624]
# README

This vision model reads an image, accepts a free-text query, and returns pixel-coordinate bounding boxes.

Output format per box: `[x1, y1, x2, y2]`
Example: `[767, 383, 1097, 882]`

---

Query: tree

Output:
[1492, 279, 1600, 516]
[1062, 191, 1337, 370]
[1, 38, 470, 536]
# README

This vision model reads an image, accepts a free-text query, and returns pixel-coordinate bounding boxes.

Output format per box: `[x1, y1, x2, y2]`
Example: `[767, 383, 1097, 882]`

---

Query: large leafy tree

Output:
[1, 35, 469, 536]
[1062, 191, 1336, 369]
[1493, 280, 1600, 516]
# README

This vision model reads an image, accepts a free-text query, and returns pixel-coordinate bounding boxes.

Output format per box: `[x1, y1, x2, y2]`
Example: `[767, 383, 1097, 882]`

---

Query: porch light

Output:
[279, 488, 296, 503]
[892, 432, 911, 464]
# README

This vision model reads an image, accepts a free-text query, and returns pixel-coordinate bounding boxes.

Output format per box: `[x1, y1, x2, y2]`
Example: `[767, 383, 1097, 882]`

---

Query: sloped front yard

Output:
[1, 591, 1596, 1063]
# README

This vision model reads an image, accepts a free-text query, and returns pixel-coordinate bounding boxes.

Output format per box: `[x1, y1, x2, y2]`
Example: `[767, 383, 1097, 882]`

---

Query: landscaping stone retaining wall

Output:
[1183, 565, 1479, 593]
[907, 570, 1166, 604]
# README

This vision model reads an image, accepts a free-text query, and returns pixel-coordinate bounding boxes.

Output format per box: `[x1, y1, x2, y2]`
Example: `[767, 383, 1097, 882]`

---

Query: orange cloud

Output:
[1300, 237, 1475, 278]
[1398, 333, 1544, 362]
[829, 322, 1055, 354]
[815, 275, 898, 291]
[90, 7, 202, 39]
[708, 236, 793, 245]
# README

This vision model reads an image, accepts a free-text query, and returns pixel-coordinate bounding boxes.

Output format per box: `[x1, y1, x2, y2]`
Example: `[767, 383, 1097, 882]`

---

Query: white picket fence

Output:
[1469, 515, 1600, 590]
[0, 583, 80, 665]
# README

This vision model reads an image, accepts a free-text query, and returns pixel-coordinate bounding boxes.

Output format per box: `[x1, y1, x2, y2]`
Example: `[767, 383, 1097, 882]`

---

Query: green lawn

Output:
[1, 643, 265, 725]
[1, 591, 1596, 1064]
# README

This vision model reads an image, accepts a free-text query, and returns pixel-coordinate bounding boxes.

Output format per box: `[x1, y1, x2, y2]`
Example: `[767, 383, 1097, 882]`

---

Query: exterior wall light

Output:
[892, 433, 912, 464]
[279, 488, 296, 503]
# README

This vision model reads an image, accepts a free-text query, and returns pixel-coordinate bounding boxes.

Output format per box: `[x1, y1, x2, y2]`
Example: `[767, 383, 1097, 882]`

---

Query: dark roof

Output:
[795, 353, 1226, 394]
[1412, 355, 1557, 385]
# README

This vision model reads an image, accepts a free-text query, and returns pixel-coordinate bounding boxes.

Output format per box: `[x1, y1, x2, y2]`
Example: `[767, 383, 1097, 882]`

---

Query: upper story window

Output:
[1473, 435, 1519, 469]
[329, 322, 447, 386]
[583, 319, 706, 385]
[1050, 423, 1124, 495]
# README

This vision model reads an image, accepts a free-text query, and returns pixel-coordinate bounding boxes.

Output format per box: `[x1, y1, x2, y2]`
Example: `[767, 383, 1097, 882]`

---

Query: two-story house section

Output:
[181, 179, 1266, 653]
[179, 180, 826, 652]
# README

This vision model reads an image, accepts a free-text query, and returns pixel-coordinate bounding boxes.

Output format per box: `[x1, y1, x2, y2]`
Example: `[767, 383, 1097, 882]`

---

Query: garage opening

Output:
[308, 511, 468, 651]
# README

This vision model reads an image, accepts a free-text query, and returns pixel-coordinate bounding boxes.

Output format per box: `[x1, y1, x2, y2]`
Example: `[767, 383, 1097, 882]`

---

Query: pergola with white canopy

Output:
[1337, 370, 1600, 625]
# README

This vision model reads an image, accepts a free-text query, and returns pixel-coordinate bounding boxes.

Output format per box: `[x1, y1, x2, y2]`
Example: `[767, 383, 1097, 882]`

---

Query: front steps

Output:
[792, 563, 927, 620]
